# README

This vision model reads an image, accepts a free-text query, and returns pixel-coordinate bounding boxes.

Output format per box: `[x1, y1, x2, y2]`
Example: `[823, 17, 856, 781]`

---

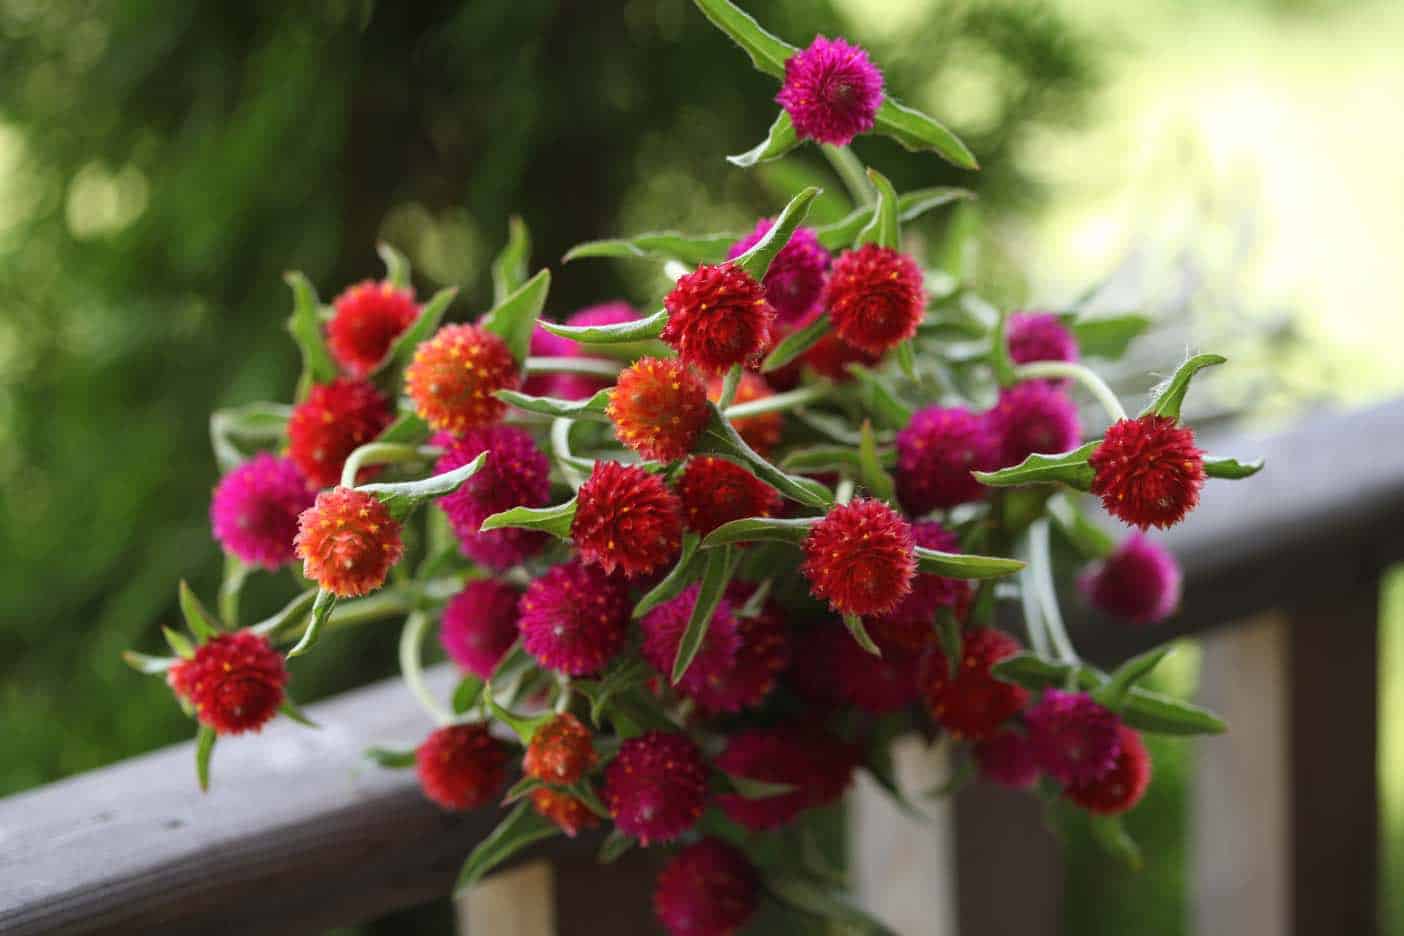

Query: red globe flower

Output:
[439, 580, 520, 679]
[653, 838, 759, 936]
[523, 713, 598, 785]
[674, 457, 781, 538]
[974, 731, 1040, 790]
[920, 628, 1028, 741]
[1024, 689, 1122, 786]
[869, 520, 972, 657]
[715, 728, 857, 831]
[530, 787, 600, 837]
[573, 461, 684, 578]
[987, 381, 1082, 469]
[167, 631, 286, 735]
[294, 487, 404, 597]
[287, 378, 393, 489]
[404, 323, 519, 433]
[801, 498, 916, 617]
[775, 35, 884, 146]
[727, 219, 831, 324]
[1064, 724, 1151, 815]
[707, 370, 783, 456]
[1078, 533, 1182, 624]
[801, 327, 883, 381]
[415, 723, 509, 811]
[326, 280, 419, 378]
[607, 357, 710, 462]
[662, 264, 775, 374]
[518, 559, 629, 676]
[823, 245, 924, 354]
[602, 731, 708, 845]
[209, 453, 315, 570]
[895, 405, 999, 514]
[1089, 415, 1206, 530]
[435, 425, 551, 571]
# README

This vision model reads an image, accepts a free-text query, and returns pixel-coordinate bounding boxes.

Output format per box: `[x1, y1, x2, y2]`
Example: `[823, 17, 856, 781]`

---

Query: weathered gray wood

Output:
[953, 782, 1062, 936]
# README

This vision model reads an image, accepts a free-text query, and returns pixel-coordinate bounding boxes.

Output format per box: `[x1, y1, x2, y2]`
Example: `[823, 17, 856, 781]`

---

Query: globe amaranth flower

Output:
[1008, 311, 1080, 377]
[707, 370, 783, 457]
[675, 457, 781, 538]
[210, 453, 315, 569]
[653, 838, 759, 936]
[434, 425, 550, 570]
[801, 497, 915, 617]
[776, 35, 884, 146]
[404, 323, 519, 433]
[726, 219, 831, 324]
[921, 628, 1028, 741]
[518, 559, 629, 675]
[868, 521, 972, 657]
[715, 728, 857, 831]
[801, 327, 883, 381]
[167, 631, 287, 735]
[287, 377, 394, 489]
[974, 731, 1040, 790]
[987, 381, 1082, 469]
[1024, 689, 1122, 786]
[326, 280, 419, 378]
[294, 486, 404, 597]
[530, 787, 600, 837]
[823, 245, 925, 355]
[830, 620, 923, 713]
[895, 405, 1000, 514]
[702, 583, 790, 712]
[573, 461, 683, 578]
[439, 579, 520, 678]
[1078, 533, 1182, 625]
[523, 301, 639, 400]
[641, 584, 744, 712]
[607, 357, 710, 462]
[1064, 724, 1151, 815]
[415, 723, 509, 811]
[1089, 415, 1206, 530]
[602, 731, 708, 845]
[523, 712, 598, 785]
[662, 264, 774, 374]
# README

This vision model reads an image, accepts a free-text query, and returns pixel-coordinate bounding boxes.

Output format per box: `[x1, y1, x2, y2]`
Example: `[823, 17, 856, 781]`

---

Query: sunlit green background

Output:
[1, 0, 1400, 933]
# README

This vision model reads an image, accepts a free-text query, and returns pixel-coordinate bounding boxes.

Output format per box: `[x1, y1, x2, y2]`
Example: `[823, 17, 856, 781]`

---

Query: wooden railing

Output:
[3, 397, 1403, 936]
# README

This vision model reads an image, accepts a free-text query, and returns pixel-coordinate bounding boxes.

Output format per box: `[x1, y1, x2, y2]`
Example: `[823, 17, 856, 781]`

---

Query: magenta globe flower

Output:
[209, 453, 315, 570]
[776, 36, 884, 146]
[1079, 534, 1183, 624]
[1025, 689, 1122, 786]
[727, 219, 831, 324]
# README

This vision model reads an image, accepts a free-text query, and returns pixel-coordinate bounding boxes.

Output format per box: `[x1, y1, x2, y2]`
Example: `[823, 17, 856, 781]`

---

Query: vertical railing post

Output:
[952, 781, 1062, 935]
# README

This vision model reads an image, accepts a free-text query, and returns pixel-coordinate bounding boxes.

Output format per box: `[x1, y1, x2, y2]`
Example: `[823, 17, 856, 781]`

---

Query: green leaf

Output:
[576, 658, 655, 726]
[672, 546, 736, 684]
[728, 110, 799, 167]
[1203, 455, 1264, 480]
[848, 367, 912, 430]
[485, 691, 554, 744]
[195, 725, 216, 792]
[1070, 314, 1151, 360]
[843, 613, 881, 657]
[217, 554, 250, 628]
[855, 169, 899, 250]
[480, 496, 578, 540]
[178, 581, 222, 640]
[279, 698, 320, 728]
[723, 773, 798, 799]
[858, 420, 896, 503]
[690, 0, 796, 78]
[503, 775, 545, 805]
[991, 309, 1017, 387]
[732, 187, 821, 281]
[936, 609, 962, 678]
[634, 532, 702, 619]
[781, 444, 888, 474]
[973, 442, 1100, 490]
[374, 409, 431, 445]
[385, 286, 457, 371]
[564, 234, 737, 266]
[496, 387, 612, 421]
[283, 272, 338, 387]
[761, 313, 829, 372]
[286, 589, 337, 659]
[814, 187, 973, 250]
[453, 675, 485, 715]
[700, 516, 816, 549]
[1141, 353, 1227, 421]
[250, 587, 318, 638]
[358, 452, 488, 522]
[598, 829, 635, 864]
[122, 650, 176, 674]
[480, 268, 551, 365]
[767, 876, 899, 936]
[1094, 644, 1173, 712]
[914, 546, 1024, 579]
[538, 308, 669, 344]
[491, 216, 531, 304]
[696, 404, 833, 508]
[1090, 814, 1144, 871]
[874, 97, 978, 170]
[162, 626, 195, 659]
[455, 801, 561, 894]
[376, 242, 412, 290]
[895, 338, 918, 381]
[365, 746, 417, 769]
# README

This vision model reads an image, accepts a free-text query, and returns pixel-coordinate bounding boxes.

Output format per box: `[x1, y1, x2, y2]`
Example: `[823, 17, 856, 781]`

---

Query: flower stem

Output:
[724, 383, 829, 420]
[1017, 542, 1052, 658]
[822, 144, 875, 206]
[551, 417, 589, 490]
[524, 356, 623, 379]
[1014, 361, 1127, 423]
[400, 610, 452, 726]
[716, 364, 742, 410]
[1029, 518, 1079, 666]
[340, 442, 437, 489]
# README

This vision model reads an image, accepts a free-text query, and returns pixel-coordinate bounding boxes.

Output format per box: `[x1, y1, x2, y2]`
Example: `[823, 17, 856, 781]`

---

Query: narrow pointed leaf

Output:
[814, 187, 973, 250]
[491, 216, 531, 304]
[485, 691, 554, 744]
[567, 780, 611, 819]
[691, 0, 796, 78]
[480, 268, 550, 364]
[374, 410, 431, 445]
[728, 110, 799, 167]
[781, 445, 868, 474]
[914, 546, 1024, 579]
[286, 589, 337, 659]
[766, 876, 899, 936]
[732, 186, 821, 281]
[496, 388, 612, 421]
[1095, 644, 1173, 712]
[1090, 814, 1143, 871]
[1070, 314, 1150, 360]
[858, 420, 896, 503]
[895, 338, 917, 380]
[634, 532, 702, 618]
[250, 587, 318, 638]
[279, 698, 320, 729]
[453, 675, 485, 715]
[503, 775, 545, 805]
[875, 97, 978, 170]
[761, 313, 829, 372]
[848, 366, 913, 429]
[386, 286, 457, 371]
[936, 609, 963, 678]
[455, 801, 561, 894]
[122, 650, 176, 674]
[697, 404, 833, 508]
[672, 546, 736, 684]
[358, 452, 488, 521]
[284, 272, 338, 386]
[701, 516, 816, 549]
[480, 496, 578, 540]
[843, 613, 881, 656]
[724, 773, 799, 799]
[365, 746, 418, 769]
[599, 829, 636, 864]
[855, 169, 899, 249]
[1203, 455, 1264, 479]
[376, 242, 411, 289]
[563, 233, 737, 266]
[209, 402, 292, 471]
[538, 308, 668, 344]
[1047, 494, 1115, 561]
[973, 442, 1100, 490]
[991, 309, 1017, 387]
[195, 725, 216, 792]
[178, 581, 222, 640]
[163, 626, 195, 659]
[1141, 353, 1226, 421]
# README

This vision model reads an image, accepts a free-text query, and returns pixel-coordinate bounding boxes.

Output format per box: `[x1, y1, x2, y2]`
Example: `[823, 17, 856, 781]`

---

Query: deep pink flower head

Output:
[1064, 724, 1152, 815]
[1008, 311, 1080, 375]
[776, 35, 885, 146]
[703, 582, 791, 713]
[801, 498, 916, 617]
[869, 521, 972, 657]
[523, 301, 638, 399]
[167, 631, 287, 735]
[987, 381, 1082, 468]
[727, 219, 831, 324]
[326, 280, 419, 378]
[1024, 689, 1122, 786]
[832, 621, 923, 713]
[662, 264, 775, 374]
[716, 728, 858, 831]
[210, 453, 315, 569]
[974, 731, 1040, 790]
[1079, 534, 1182, 625]
[439, 580, 520, 678]
[895, 406, 1000, 514]
[1089, 415, 1206, 530]
[602, 731, 708, 845]
[641, 584, 744, 712]
[824, 245, 925, 354]
[434, 425, 550, 570]
[653, 838, 759, 936]
[518, 559, 629, 676]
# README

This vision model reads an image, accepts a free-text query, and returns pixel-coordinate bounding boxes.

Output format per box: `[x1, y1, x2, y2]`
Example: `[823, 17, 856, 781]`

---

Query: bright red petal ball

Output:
[287, 378, 394, 489]
[415, 723, 509, 811]
[823, 244, 924, 354]
[1089, 415, 1206, 530]
[801, 497, 916, 617]
[573, 461, 683, 578]
[167, 631, 287, 735]
[868, 520, 972, 657]
[326, 280, 419, 378]
[404, 323, 519, 434]
[602, 731, 708, 845]
[920, 628, 1028, 741]
[607, 357, 710, 462]
[653, 838, 759, 936]
[662, 264, 775, 375]
[523, 713, 598, 785]
[1064, 724, 1151, 815]
[674, 457, 781, 538]
[294, 486, 404, 597]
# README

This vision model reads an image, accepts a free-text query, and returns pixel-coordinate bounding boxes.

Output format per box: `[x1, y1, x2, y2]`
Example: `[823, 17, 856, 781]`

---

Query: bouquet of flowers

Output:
[124, 2, 1261, 932]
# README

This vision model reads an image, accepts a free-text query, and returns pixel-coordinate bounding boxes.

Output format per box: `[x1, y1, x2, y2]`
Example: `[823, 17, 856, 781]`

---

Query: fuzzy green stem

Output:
[724, 383, 829, 421]
[524, 356, 623, 379]
[340, 442, 437, 489]
[1014, 361, 1127, 423]
[551, 417, 588, 490]
[400, 610, 452, 726]
[716, 364, 742, 410]
[1029, 518, 1079, 665]
[822, 144, 875, 206]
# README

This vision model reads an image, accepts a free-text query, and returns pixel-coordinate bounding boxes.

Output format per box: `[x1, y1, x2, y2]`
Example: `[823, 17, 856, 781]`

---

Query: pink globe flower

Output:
[1078, 533, 1182, 624]
[895, 406, 1000, 514]
[209, 453, 315, 569]
[439, 580, 520, 678]
[435, 425, 551, 570]
[987, 381, 1082, 469]
[776, 36, 885, 146]
[726, 219, 831, 324]
[1024, 689, 1122, 786]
